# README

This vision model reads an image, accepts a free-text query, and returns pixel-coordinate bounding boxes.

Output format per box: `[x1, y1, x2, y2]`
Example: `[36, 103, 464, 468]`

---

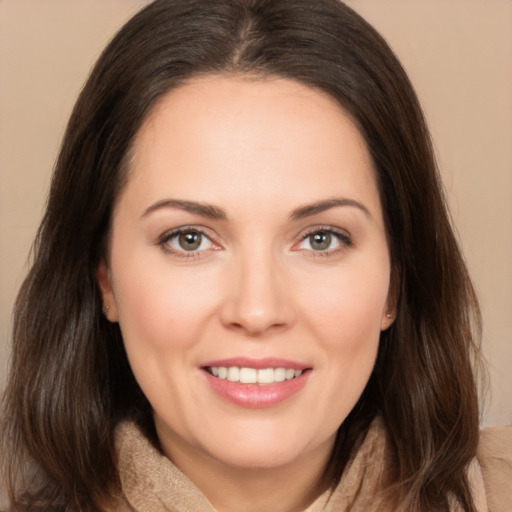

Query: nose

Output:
[219, 248, 296, 336]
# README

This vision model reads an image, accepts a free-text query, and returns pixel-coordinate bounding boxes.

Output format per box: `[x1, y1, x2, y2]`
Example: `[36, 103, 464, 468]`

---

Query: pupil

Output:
[311, 232, 331, 251]
[179, 231, 201, 251]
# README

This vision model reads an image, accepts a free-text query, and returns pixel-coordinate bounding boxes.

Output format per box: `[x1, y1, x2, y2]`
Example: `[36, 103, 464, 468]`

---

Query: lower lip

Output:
[203, 370, 310, 408]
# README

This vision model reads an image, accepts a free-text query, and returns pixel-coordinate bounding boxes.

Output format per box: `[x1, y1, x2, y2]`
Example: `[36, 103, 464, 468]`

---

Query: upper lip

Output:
[201, 357, 310, 370]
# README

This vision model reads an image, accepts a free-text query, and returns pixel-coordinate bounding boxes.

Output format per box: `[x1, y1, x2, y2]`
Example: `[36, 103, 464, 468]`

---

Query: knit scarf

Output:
[106, 417, 498, 512]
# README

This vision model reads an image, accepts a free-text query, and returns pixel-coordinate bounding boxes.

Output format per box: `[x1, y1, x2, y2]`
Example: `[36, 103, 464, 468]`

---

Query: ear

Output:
[381, 265, 399, 331]
[96, 259, 118, 322]
[381, 309, 395, 331]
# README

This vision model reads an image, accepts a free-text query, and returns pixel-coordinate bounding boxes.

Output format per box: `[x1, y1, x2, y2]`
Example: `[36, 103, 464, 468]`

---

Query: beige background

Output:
[0, 0, 511, 426]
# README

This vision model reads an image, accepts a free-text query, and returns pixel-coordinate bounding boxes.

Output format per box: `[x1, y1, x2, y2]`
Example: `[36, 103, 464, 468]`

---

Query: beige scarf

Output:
[106, 418, 511, 511]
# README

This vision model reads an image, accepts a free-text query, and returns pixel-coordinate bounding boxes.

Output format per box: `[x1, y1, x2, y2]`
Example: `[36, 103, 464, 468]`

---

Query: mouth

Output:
[201, 359, 311, 408]
[204, 366, 304, 385]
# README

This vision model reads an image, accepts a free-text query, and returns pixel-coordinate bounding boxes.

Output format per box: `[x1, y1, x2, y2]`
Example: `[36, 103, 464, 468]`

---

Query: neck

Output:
[156, 427, 335, 512]
[195, 462, 330, 512]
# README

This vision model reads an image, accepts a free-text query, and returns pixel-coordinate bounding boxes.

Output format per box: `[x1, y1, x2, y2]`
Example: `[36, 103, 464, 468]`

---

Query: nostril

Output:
[226, 320, 289, 337]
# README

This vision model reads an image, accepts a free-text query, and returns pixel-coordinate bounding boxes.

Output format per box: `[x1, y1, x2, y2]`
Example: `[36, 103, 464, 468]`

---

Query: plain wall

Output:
[0, 0, 511, 426]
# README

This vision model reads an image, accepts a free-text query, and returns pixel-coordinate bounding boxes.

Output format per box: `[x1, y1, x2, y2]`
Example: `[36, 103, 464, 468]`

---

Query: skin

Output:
[98, 75, 394, 512]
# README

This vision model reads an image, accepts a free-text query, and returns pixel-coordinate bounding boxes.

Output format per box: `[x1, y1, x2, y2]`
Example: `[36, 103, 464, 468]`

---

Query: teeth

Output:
[227, 367, 240, 382]
[274, 368, 286, 382]
[240, 367, 257, 383]
[257, 368, 274, 384]
[208, 366, 303, 385]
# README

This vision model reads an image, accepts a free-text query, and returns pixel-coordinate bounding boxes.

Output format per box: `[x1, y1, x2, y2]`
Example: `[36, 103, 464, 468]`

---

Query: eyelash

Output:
[156, 225, 353, 260]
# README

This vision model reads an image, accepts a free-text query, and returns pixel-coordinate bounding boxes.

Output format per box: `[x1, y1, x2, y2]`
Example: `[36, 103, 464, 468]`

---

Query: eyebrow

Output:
[141, 199, 228, 220]
[140, 197, 370, 222]
[289, 198, 371, 221]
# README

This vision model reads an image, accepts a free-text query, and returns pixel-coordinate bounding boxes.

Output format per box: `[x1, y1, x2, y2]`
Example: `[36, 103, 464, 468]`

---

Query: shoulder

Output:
[476, 425, 512, 511]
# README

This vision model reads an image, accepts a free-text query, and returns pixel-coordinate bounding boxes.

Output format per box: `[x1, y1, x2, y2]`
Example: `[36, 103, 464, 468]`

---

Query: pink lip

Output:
[202, 357, 309, 370]
[200, 357, 311, 409]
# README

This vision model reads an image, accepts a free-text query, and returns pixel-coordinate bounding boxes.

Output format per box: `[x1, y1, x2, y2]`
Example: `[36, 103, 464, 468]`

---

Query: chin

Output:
[199, 424, 334, 471]
[209, 443, 308, 470]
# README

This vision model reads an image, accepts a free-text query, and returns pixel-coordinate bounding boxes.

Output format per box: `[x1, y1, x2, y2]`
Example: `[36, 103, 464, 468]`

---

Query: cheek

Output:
[110, 249, 219, 357]
[302, 263, 389, 345]
[109, 258, 223, 411]
[299, 265, 388, 426]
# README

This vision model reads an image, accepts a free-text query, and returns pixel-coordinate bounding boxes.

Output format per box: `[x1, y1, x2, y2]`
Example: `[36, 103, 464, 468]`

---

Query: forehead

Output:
[121, 74, 380, 216]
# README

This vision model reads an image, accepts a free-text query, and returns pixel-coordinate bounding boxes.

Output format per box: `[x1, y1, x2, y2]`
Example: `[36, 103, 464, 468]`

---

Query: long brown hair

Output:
[1, 1, 482, 510]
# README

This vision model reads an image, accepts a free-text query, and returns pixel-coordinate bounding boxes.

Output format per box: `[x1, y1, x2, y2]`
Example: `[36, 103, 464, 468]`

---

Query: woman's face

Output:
[98, 75, 393, 474]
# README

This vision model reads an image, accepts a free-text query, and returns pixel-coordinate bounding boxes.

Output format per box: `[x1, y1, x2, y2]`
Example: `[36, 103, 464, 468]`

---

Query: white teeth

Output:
[257, 368, 274, 384]
[274, 368, 286, 382]
[227, 367, 240, 382]
[240, 367, 257, 383]
[208, 366, 304, 384]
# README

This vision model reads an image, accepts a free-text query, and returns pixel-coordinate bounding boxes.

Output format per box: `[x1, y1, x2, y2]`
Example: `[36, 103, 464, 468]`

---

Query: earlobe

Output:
[381, 311, 395, 331]
[96, 259, 118, 322]
[381, 265, 399, 331]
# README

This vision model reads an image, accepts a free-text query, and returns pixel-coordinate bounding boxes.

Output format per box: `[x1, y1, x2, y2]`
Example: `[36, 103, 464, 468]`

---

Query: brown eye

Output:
[178, 231, 202, 251]
[309, 232, 332, 251]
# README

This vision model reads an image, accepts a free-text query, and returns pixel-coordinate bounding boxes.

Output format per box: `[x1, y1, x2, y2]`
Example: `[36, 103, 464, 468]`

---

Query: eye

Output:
[296, 228, 352, 254]
[304, 232, 335, 251]
[160, 228, 215, 255]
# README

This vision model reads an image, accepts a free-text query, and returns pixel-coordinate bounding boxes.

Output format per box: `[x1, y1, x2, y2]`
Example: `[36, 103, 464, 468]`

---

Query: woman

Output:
[1, 0, 510, 510]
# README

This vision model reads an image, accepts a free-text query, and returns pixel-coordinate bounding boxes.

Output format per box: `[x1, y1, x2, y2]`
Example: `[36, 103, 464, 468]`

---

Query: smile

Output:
[206, 366, 303, 385]
[201, 358, 311, 408]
